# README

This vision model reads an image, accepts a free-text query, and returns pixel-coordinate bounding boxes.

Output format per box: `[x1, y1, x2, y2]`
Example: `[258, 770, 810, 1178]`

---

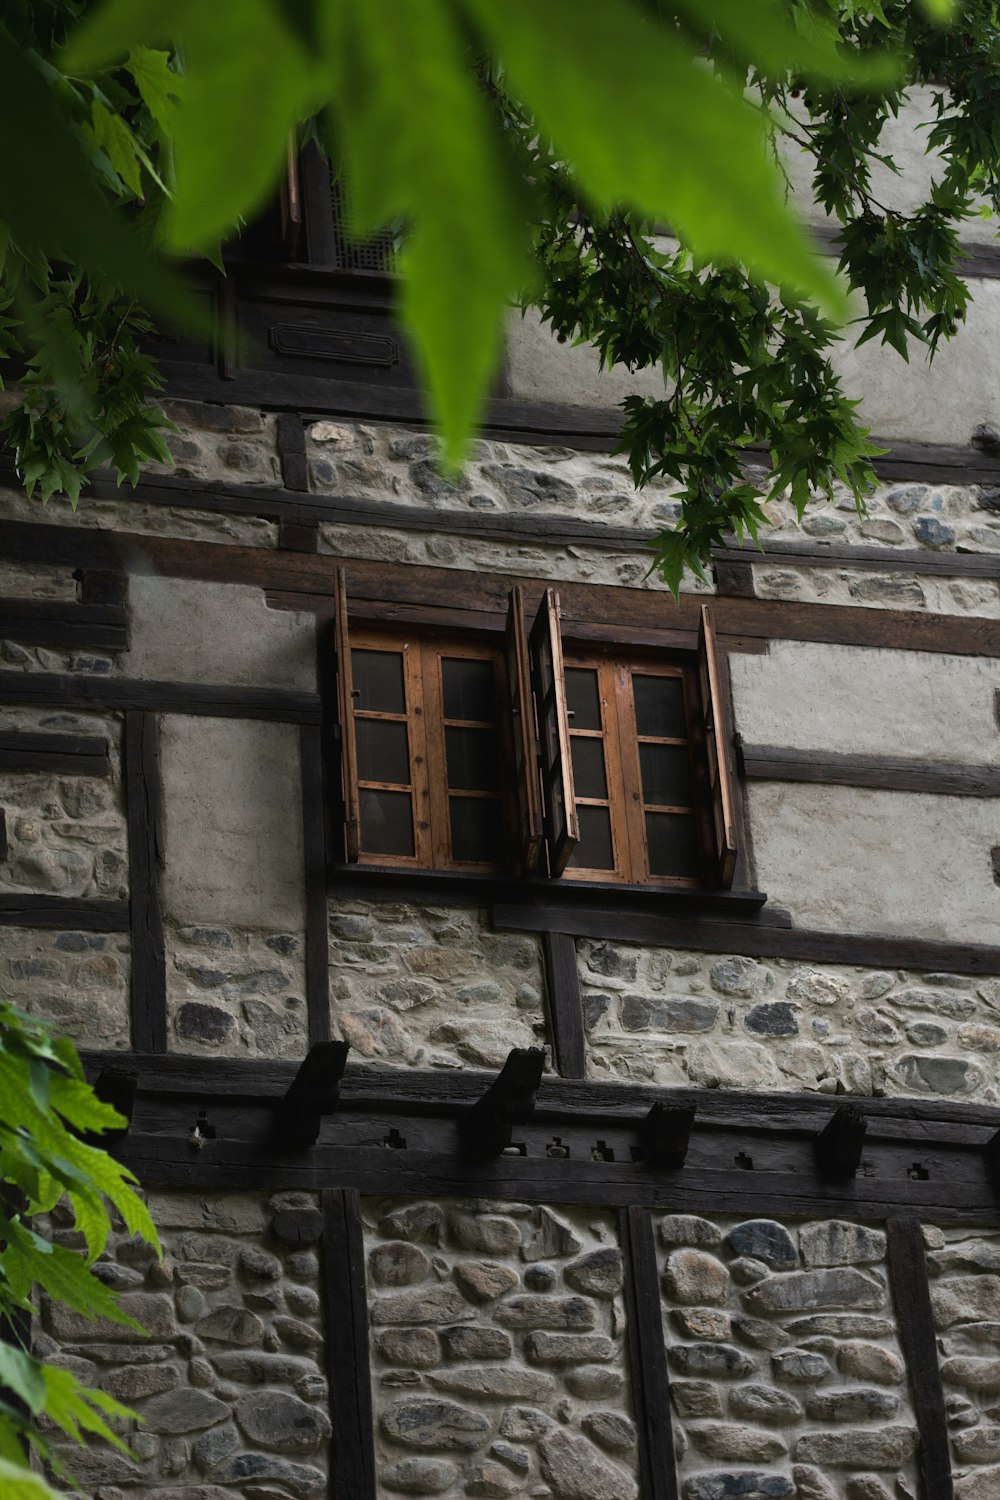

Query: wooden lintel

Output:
[460, 1047, 546, 1155]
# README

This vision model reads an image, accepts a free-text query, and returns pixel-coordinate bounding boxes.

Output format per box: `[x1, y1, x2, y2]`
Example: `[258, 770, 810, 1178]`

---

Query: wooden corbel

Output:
[92, 1066, 138, 1142]
[278, 1041, 350, 1146]
[983, 1125, 1000, 1188]
[640, 1103, 696, 1169]
[460, 1048, 545, 1154]
[814, 1103, 867, 1179]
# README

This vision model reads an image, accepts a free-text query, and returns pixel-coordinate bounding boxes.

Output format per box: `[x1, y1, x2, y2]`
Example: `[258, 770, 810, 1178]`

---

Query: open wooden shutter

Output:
[333, 568, 360, 862]
[528, 588, 578, 876]
[697, 604, 737, 887]
[506, 587, 545, 874]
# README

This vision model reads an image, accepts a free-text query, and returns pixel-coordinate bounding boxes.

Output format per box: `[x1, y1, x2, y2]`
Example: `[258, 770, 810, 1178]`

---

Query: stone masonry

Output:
[36, 1189, 329, 1498]
[658, 1213, 919, 1500]
[330, 905, 548, 1070]
[365, 1196, 638, 1500]
[927, 1222, 1000, 1499]
[579, 942, 1000, 1104]
[166, 921, 309, 1059]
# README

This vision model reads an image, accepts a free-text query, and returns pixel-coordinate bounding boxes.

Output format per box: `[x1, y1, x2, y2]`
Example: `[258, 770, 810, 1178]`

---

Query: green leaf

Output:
[0, 1457, 58, 1500]
[328, 0, 535, 465]
[676, 0, 899, 85]
[126, 45, 181, 134]
[0, 1344, 46, 1416]
[88, 97, 144, 195]
[464, 0, 847, 318]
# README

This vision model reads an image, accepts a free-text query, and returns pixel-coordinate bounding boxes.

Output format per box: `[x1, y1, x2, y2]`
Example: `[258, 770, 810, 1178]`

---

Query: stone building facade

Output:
[3, 129, 1000, 1500]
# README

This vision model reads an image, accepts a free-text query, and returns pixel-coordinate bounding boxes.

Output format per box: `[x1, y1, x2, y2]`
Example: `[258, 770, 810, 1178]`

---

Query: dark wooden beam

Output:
[459, 1048, 545, 1154]
[277, 411, 309, 491]
[321, 1188, 376, 1500]
[0, 599, 127, 651]
[641, 1104, 696, 1170]
[542, 931, 586, 1079]
[280, 1041, 350, 1145]
[619, 1207, 680, 1500]
[0, 671, 321, 724]
[0, 731, 109, 777]
[300, 723, 331, 1046]
[814, 1104, 867, 1179]
[124, 710, 166, 1052]
[494, 902, 1000, 978]
[0, 895, 129, 931]
[743, 744, 1000, 798]
[886, 1217, 954, 1500]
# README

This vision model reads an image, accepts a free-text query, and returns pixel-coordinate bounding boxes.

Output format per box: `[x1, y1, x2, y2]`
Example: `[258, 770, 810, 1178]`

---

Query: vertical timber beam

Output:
[619, 1206, 680, 1500]
[301, 723, 331, 1047]
[124, 709, 166, 1051]
[542, 930, 586, 1079]
[886, 1216, 954, 1500]
[322, 1188, 376, 1500]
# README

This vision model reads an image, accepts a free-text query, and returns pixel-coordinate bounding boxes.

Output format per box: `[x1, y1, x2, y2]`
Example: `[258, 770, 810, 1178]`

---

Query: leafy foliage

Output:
[0, 999, 159, 1491]
[3, 1, 1000, 583]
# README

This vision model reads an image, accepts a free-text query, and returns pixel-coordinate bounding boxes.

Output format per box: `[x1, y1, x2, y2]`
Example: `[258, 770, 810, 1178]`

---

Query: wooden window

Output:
[335, 623, 510, 872]
[331, 584, 737, 889]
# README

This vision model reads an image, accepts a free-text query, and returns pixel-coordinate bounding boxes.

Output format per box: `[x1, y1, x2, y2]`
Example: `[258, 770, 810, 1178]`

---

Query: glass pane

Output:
[633, 674, 686, 739]
[565, 668, 601, 731]
[639, 743, 693, 807]
[567, 805, 615, 871]
[646, 812, 700, 878]
[442, 657, 495, 722]
[571, 737, 608, 800]
[446, 728, 500, 792]
[356, 719, 410, 786]
[450, 797, 503, 864]
[359, 789, 414, 857]
[352, 650, 405, 714]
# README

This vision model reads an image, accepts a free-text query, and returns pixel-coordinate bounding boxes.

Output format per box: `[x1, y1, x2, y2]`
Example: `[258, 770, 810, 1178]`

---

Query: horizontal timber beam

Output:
[0, 731, 109, 777]
[742, 744, 1000, 798]
[2, 521, 999, 660]
[77, 1049, 1000, 1224]
[0, 671, 321, 724]
[0, 895, 129, 930]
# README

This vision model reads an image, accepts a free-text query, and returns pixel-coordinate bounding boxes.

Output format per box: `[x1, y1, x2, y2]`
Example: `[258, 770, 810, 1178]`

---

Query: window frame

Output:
[329, 578, 740, 895]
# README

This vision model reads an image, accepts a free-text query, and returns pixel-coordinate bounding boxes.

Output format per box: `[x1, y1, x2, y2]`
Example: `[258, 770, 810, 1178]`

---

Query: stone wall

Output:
[659, 1213, 918, 1500]
[0, 925, 130, 1047]
[364, 1195, 638, 1500]
[329, 904, 548, 1070]
[579, 942, 1000, 1103]
[927, 1222, 1000, 1499]
[0, 707, 128, 901]
[36, 1189, 329, 1498]
[166, 921, 308, 1058]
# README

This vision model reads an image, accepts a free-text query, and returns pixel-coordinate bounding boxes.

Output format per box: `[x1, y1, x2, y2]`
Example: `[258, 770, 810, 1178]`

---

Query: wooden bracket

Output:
[460, 1048, 545, 1154]
[279, 1041, 350, 1146]
[983, 1126, 1000, 1187]
[640, 1103, 696, 1169]
[815, 1103, 867, 1179]
[92, 1067, 138, 1142]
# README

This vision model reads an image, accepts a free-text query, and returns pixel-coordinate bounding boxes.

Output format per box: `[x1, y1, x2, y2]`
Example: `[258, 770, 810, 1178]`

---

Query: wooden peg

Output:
[460, 1048, 545, 1154]
[279, 1041, 350, 1146]
[815, 1103, 867, 1179]
[641, 1103, 695, 1169]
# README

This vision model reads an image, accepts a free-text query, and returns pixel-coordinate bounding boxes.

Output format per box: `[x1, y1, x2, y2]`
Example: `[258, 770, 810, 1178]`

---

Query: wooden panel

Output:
[698, 605, 738, 887]
[887, 1217, 954, 1500]
[506, 587, 544, 874]
[333, 569, 360, 862]
[620, 1207, 680, 1500]
[743, 745, 1000, 798]
[542, 931, 586, 1079]
[125, 710, 166, 1052]
[321, 1189, 376, 1500]
[529, 589, 578, 875]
